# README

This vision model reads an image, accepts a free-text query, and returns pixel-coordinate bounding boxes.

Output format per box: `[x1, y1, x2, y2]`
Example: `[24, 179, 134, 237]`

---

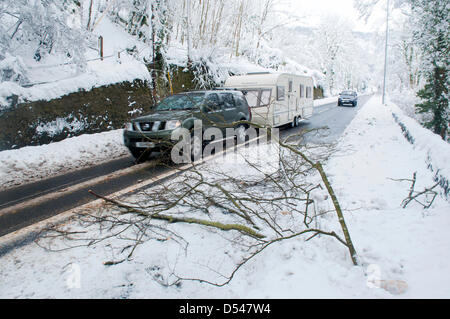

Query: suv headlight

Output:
[165, 120, 181, 130]
[124, 122, 133, 131]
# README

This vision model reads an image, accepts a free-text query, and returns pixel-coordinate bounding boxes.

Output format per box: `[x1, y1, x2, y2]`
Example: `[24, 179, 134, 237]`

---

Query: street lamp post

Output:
[382, 0, 390, 105]
[186, 0, 192, 64]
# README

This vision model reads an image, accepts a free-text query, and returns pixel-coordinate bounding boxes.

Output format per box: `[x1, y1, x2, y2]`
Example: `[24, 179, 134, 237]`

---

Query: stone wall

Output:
[0, 79, 153, 151]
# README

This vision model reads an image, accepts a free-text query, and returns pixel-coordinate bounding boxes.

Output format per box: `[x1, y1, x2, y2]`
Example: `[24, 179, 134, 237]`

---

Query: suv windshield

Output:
[341, 91, 355, 95]
[156, 93, 205, 111]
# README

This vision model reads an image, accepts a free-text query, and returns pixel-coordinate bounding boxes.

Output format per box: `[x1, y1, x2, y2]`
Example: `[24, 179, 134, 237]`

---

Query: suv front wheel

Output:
[129, 147, 151, 163]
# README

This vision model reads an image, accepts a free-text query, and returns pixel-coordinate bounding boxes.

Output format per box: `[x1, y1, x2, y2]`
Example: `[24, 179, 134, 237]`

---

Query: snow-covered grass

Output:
[388, 90, 421, 119]
[1, 96, 449, 298]
[387, 98, 450, 197]
[0, 18, 150, 109]
[325, 95, 450, 298]
[0, 129, 128, 190]
[314, 95, 338, 107]
[0, 56, 150, 108]
[0, 94, 353, 191]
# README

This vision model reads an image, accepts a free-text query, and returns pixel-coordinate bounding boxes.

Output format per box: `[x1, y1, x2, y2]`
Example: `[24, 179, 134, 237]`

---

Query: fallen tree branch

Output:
[389, 173, 440, 209]
[274, 135, 358, 265]
[88, 190, 265, 239]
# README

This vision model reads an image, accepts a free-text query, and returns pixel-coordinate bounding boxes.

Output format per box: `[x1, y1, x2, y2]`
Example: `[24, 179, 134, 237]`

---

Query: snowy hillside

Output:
[1, 0, 329, 111]
[0, 15, 151, 108]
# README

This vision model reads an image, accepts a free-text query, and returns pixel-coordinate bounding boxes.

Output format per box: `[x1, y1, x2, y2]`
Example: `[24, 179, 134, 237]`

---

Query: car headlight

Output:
[165, 120, 182, 130]
[124, 122, 133, 131]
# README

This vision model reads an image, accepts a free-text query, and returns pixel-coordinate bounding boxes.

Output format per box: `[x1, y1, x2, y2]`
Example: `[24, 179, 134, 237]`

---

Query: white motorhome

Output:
[224, 73, 314, 127]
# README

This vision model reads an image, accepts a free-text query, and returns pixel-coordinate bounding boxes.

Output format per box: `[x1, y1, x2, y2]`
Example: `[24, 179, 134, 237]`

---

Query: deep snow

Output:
[0, 95, 449, 298]
[0, 129, 129, 190]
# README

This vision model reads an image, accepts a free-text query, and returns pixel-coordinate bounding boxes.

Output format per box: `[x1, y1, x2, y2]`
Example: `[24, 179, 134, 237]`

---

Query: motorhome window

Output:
[306, 87, 312, 98]
[277, 86, 285, 101]
[260, 89, 272, 106]
[288, 81, 293, 93]
[221, 93, 235, 109]
[300, 85, 305, 98]
[243, 90, 260, 108]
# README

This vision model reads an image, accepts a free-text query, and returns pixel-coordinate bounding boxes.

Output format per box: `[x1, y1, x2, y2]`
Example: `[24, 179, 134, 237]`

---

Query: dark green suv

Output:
[123, 90, 252, 161]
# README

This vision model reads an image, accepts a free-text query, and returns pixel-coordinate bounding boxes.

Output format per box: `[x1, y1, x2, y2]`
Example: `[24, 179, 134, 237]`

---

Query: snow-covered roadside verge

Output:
[0, 129, 129, 190]
[313, 94, 373, 108]
[387, 97, 450, 197]
[1, 96, 449, 298]
[388, 90, 420, 119]
[314, 96, 338, 107]
[325, 95, 450, 298]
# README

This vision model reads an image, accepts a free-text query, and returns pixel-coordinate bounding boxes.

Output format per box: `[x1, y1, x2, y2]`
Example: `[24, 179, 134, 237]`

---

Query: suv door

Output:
[220, 92, 238, 126]
[200, 93, 223, 129]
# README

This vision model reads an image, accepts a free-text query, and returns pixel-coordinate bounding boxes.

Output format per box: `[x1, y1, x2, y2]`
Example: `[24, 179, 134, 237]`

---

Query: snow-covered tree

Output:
[313, 17, 356, 95]
[411, 0, 449, 140]
[0, 0, 87, 82]
[354, 0, 449, 139]
[390, 20, 422, 90]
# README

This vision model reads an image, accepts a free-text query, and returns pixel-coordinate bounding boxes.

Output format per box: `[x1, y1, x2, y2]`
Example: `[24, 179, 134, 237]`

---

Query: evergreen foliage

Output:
[411, 0, 449, 140]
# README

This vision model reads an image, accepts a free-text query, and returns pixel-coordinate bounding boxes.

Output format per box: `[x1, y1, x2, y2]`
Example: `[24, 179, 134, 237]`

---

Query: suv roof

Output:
[181, 89, 244, 94]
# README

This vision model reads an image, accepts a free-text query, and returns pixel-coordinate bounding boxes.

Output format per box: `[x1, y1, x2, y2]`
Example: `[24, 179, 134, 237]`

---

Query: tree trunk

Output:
[87, 0, 94, 31]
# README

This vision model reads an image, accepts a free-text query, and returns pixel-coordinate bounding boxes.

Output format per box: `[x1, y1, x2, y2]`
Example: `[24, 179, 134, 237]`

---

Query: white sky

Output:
[278, 0, 385, 33]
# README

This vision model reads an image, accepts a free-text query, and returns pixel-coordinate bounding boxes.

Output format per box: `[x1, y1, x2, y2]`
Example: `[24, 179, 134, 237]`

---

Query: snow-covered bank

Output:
[325, 95, 450, 298]
[0, 56, 150, 109]
[314, 96, 338, 107]
[0, 17, 150, 109]
[0, 129, 128, 190]
[1, 96, 449, 298]
[387, 98, 450, 196]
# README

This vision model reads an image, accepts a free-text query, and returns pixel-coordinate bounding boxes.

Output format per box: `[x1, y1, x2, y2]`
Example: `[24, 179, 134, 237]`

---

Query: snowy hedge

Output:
[390, 102, 450, 198]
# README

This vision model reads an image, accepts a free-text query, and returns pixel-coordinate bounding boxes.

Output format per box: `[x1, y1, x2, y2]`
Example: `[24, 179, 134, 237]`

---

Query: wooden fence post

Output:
[98, 36, 103, 61]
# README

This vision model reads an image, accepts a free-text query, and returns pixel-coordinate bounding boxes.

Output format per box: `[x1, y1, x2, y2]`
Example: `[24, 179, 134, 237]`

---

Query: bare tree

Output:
[86, 0, 94, 31]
